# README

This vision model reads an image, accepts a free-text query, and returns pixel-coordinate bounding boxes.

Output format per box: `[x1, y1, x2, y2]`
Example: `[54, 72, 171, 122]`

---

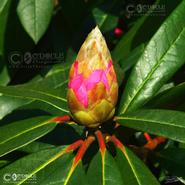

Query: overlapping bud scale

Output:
[67, 27, 118, 128]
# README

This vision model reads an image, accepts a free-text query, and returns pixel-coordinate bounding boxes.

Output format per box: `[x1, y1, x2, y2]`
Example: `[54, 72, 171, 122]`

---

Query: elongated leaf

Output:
[0, 146, 86, 185]
[112, 16, 147, 63]
[0, 78, 69, 114]
[157, 148, 185, 178]
[116, 109, 185, 143]
[17, 0, 54, 43]
[0, 61, 70, 119]
[0, 85, 68, 113]
[147, 82, 185, 109]
[0, 96, 31, 121]
[115, 146, 159, 185]
[87, 150, 123, 185]
[18, 141, 55, 153]
[119, 1, 185, 114]
[119, 44, 145, 72]
[0, 116, 57, 157]
[0, 63, 69, 120]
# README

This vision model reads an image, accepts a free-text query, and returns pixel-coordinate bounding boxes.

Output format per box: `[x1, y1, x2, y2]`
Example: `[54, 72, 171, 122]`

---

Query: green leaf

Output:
[0, 160, 9, 168]
[18, 141, 55, 153]
[157, 148, 185, 178]
[0, 57, 10, 86]
[87, 150, 123, 185]
[0, 72, 69, 114]
[92, 7, 118, 33]
[0, 96, 31, 121]
[0, 62, 70, 120]
[118, 1, 185, 114]
[119, 44, 145, 72]
[113, 61, 124, 86]
[0, 146, 86, 185]
[116, 109, 185, 143]
[0, 0, 11, 85]
[0, 116, 57, 157]
[0, 0, 9, 53]
[115, 146, 160, 185]
[17, 0, 54, 43]
[0, 0, 9, 13]
[0, 84, 69, 114]
[146, 82, 185, 109]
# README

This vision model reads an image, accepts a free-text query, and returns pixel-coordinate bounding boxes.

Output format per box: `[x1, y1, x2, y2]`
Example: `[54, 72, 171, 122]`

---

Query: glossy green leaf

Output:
[18, 141, 55, 153]
[157, 148, 185, 178]
[128, 0, 181, 53]
[0, 62, 70, 120]
[115, 146, 160, 185]
[0, 96, 31, 121]
[92, 8, 118, 33]
[0, 84, 68, 114]
[147, 82, 185, 109]
[0, 146, 86, 185]
[87, 149, 123, 185]
[119, 1, 185, 114]
[0, 72, 69, 115]
[0, 116, 57, 157]
[17, 0, 54, 43]
[116, 109, 185, 143]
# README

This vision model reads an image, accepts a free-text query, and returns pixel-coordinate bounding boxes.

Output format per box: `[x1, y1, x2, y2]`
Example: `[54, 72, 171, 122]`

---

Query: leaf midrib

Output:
[0, 117, 55, 144]
[0, 85, 69, 113]
[1, 93, 69, 113]
[123, 149, 142, 185]
[0, 126, 55, 157]
[17, 147, 68, 185]
[24, 87, 67, 102]
[116, 116, 185, 129]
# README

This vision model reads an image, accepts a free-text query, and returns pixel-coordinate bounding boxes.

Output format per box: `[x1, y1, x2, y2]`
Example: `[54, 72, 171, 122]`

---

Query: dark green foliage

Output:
[0, 0, 185, 184]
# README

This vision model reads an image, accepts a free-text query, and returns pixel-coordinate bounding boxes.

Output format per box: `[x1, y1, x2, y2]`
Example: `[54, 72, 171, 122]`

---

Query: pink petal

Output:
[101, 72, 109, 90]
[69, 74, 83, 89]
[86, 70, 103, 90]
[86, 70, 109, 90]
[69, 74, 88, 108]
[76, 83, 88, 108]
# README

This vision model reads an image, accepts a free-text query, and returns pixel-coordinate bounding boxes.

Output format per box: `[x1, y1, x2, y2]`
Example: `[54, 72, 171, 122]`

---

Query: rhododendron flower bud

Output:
[67, 27, 118, 128]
